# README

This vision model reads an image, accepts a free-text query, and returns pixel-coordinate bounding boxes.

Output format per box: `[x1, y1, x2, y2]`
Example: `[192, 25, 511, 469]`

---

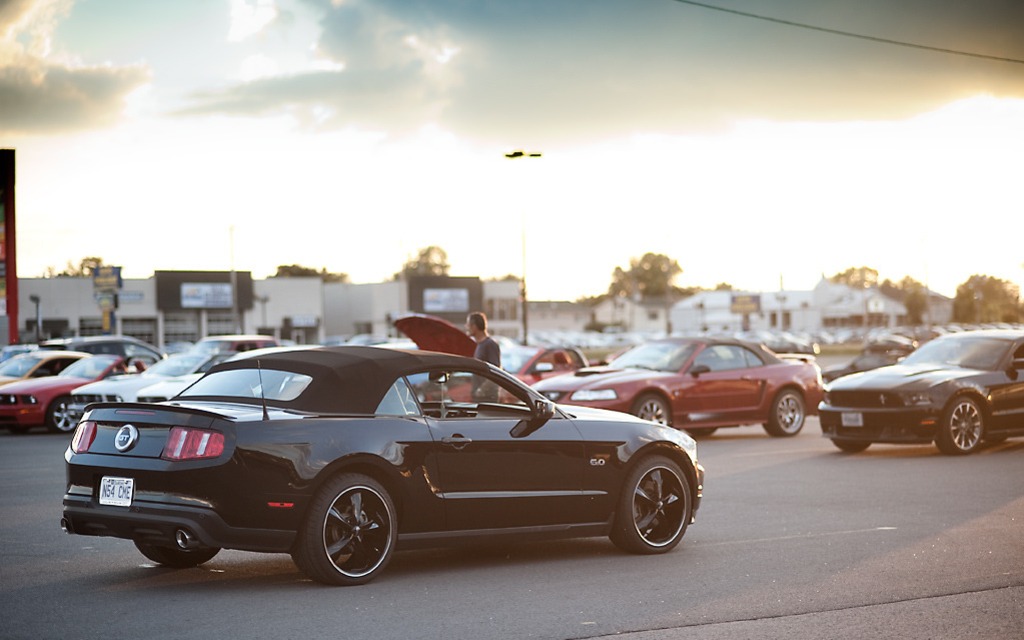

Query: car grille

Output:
[73, 393, 122, 404]
[136, 395, 168, 403]
[0, 394, 28, 405]
[827, 390, 905, 408]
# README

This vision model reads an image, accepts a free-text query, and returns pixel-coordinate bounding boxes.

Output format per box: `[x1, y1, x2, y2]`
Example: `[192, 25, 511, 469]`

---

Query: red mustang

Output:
[532, 337, 824, 438]
[0, 354, 129, 434]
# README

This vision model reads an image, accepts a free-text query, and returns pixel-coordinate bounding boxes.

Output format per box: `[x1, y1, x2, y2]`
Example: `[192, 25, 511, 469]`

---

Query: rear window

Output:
[179, 368, 312, 402]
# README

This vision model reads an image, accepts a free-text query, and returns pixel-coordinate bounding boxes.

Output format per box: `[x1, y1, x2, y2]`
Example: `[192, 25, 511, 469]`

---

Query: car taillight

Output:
[161, 426, 225, 461]
[71, 421, 97, 453]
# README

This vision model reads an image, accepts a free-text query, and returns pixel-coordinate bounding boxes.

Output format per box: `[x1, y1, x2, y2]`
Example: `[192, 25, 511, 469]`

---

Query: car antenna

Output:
[256, 359, 269, 421]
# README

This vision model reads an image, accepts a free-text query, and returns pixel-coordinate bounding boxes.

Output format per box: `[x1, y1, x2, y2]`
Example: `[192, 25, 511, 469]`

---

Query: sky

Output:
[2, 0, 1023, 302]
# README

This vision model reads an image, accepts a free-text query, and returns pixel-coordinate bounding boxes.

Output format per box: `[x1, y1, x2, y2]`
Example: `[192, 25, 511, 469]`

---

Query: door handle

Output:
[442, 435, 472, 449]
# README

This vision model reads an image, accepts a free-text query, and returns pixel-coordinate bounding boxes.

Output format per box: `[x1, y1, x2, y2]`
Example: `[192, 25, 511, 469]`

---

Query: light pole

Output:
[256, 295, 269, 329]
[504, 149, 542, 345]
[29, 294, 41, 342]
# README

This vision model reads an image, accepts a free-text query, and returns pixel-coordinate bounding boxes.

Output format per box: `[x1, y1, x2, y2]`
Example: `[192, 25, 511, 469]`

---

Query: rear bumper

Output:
[62, 492, 295, 553]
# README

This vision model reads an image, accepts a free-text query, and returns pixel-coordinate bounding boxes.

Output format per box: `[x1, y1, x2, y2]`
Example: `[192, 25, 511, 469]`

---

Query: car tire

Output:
[609, 455, 691, 555]
[763, 389, 805, 437]
[631, 393, 671, 426]
[831, 439, 871, 453]
[935, 396, 984, 455]
[686, 428, 717, 438]
[134, 542, 220, 568]
[291, 473, 397, 586]
[45, 395, 77, 433]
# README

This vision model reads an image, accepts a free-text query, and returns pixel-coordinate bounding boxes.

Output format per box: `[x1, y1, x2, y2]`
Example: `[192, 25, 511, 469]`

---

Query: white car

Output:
[68, 351, 229, 420]
[135, 345, 314, 403]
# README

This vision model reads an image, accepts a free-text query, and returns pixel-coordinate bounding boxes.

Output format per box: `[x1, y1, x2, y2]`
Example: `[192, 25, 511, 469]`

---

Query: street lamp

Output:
[256, 295, 270, 329]
[28, 295, 41, 342]
[504, 150, 542, 345]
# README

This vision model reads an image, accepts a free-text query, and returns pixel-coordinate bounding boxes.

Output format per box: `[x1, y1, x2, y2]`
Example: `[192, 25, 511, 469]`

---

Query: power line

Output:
[671, 0, 1024, 65]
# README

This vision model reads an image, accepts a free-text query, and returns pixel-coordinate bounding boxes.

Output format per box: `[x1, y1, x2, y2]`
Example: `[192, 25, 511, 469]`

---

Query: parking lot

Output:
[3, 413, 1022, 640]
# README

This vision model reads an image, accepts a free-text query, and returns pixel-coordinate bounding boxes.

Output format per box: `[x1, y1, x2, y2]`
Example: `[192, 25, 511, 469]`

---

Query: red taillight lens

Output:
[161, 427, 225, 461]
[71, 421, 97, 453]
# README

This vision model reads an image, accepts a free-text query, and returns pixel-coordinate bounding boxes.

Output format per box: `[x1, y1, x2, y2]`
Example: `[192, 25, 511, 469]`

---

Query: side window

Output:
[375, 377, 421, 416]
[694, 345, 751, 372]
[125, 344, 160, 366]
[739, 346, 766, 368]
[406, 369, 529, 419]
[97, 343, 118, 355]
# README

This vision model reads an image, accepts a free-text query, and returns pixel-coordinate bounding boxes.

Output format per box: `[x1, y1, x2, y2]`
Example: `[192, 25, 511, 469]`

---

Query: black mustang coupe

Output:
[819, 330, 1024, 455]
[63, 346, 704, 585]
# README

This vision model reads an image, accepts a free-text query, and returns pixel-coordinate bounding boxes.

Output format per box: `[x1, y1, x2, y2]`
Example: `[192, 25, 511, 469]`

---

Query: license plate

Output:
[99, 476, 134, 507]
[841, 412, 864, 428]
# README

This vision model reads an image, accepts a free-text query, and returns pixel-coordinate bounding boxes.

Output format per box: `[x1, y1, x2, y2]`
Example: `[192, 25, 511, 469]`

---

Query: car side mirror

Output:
[510, 398, 555, 438]
[689, 364, 711, 377]
[429, 371, 449, 384]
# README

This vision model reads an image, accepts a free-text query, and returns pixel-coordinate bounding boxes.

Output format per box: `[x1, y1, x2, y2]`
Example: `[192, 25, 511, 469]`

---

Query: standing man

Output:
[466, 312, 501, 367]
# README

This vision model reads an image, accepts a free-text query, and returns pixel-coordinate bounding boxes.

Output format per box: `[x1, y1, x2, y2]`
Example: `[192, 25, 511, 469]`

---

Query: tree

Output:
[46, 256, 105, 278]
[880, 276, 928, 325]
[830, 266, 879, 290]
[952, 275, 1022, 323]
[608, 253, 682, 300]
[272, 265, 348, 283]
[396, 246, 450, 279]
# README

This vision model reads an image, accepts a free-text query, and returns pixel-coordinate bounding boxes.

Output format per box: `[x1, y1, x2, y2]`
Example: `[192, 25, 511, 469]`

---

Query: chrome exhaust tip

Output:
[174, 528, 197, 550]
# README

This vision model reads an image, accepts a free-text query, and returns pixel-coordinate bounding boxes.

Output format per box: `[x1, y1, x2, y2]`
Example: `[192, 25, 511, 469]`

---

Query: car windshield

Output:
[144, 353, 212, 377]
[60, 355, 120, 378]
[610, 342, 698, 372]
[900, 336, 1008, 371]
[0, 354, 44, 376]
[179, 368, 313, 402]
[501, 346, 541, 373]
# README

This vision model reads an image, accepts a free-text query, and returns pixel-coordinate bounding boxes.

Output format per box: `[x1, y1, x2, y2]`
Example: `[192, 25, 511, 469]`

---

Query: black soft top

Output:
[203, 345, 495, 413]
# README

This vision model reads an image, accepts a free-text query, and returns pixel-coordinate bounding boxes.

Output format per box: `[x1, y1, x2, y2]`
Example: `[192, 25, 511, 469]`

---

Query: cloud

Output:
[0, 0, 150, 135]
[176, 0, 460, 132]
[170, 0, 1024, 145]
[228, 0, 279, 43]
[5, 0, 1023, 140]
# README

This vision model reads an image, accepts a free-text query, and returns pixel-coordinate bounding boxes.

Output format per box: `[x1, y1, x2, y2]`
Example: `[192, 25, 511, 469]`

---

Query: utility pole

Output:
[504, 150, 542, 345]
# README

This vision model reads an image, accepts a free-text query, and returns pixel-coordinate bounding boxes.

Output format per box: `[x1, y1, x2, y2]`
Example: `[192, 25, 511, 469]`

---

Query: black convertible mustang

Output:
[62, 346, 704, 585]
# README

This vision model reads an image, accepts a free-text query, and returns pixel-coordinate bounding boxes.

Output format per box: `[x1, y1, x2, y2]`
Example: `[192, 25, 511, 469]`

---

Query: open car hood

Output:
[394, 313, 476, 358]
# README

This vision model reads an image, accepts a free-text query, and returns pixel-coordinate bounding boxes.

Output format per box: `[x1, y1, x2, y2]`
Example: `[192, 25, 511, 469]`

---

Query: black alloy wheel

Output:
[134, 542, 220, 568]
[46, 395, 77, 433]
[763, 389, 805, 437]
[610, 455, 690, 554]
[292, 473, 397, 586]
[935, 396, 984, 455]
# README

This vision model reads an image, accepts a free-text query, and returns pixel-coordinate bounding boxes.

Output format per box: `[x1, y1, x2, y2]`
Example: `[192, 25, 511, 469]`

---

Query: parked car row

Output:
[42, 325, 1024, 588]
[1, 334, 281, 433]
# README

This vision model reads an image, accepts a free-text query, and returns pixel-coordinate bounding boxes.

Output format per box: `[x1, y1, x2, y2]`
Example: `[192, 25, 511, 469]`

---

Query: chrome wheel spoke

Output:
[951, 403, 981, 449]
